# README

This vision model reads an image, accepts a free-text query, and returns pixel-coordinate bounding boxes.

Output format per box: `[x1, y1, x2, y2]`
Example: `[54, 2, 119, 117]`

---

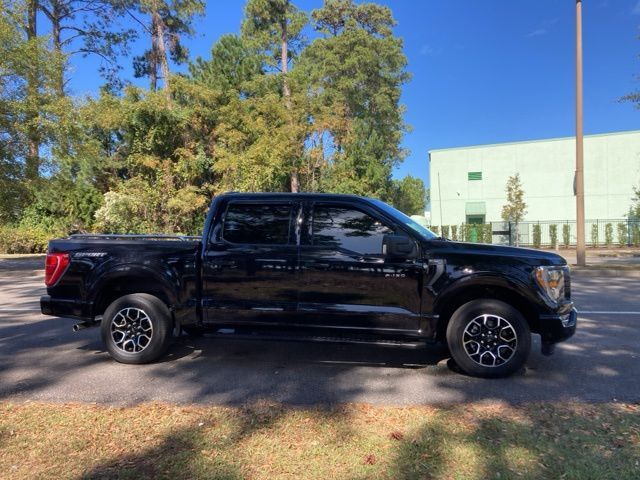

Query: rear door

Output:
[297, 201, 423, 333]
[201, 199, 301, 327]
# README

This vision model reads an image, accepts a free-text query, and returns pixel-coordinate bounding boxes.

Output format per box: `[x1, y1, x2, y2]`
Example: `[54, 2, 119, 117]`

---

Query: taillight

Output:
[45, 252, 70, 287]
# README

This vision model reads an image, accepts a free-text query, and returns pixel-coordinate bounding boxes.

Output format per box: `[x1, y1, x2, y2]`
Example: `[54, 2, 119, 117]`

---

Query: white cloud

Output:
[526, 18, 559, 38]
[419, 44, 442, 56]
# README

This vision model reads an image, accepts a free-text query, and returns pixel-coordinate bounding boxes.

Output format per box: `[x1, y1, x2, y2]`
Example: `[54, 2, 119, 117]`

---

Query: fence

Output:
[430, 219, 640, 247]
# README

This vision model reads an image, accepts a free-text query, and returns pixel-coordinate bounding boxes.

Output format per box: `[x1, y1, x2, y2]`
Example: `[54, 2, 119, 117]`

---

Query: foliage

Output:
[633, 224, 640, 247]
[532, 224, 541, 248]
[604, 223, 613, 247]
[0, 0, 414, 238]
[0, 224, 61, 253]
[391, 175, 425, 215]
[430, 225, 439, 235]
[549, 224, 557, 249]
[441, 225, 449, 239]
[591, 223, 599, 248]
[450, 225, 458, 241]
[617, 223, 628, 247]
[501, 174, 526, 246]
[563, 223, 571, 248]
[482, 223, 492, 243]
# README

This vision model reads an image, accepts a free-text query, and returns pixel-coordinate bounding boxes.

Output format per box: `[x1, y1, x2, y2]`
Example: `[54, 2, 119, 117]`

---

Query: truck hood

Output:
[425, 240, 567, 267]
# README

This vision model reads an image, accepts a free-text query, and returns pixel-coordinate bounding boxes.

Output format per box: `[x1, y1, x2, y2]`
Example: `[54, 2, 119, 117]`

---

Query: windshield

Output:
[370, 199, 438, 240]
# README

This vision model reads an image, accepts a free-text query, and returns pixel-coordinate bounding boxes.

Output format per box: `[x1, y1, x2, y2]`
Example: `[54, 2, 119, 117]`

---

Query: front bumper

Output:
[40, 295, 93, 320]
[538, 306, 578, 345]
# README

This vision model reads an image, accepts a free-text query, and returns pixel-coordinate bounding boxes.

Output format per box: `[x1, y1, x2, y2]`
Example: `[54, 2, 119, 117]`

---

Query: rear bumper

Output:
[538, 306, 578, 345]
[40, 295, 93, 320]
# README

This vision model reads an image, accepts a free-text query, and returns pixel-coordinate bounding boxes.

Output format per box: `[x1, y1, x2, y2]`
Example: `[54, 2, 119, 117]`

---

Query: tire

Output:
[101, 293, 172, 364]
[446, 299, 531, 378]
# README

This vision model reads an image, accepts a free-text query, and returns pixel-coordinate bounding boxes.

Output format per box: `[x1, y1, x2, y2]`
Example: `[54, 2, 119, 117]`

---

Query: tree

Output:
[37, 0, 135, 95]
[296, 0, 409, 199]
[130, 0, 205, 93]
[391, 175, 425, 215]
[501, 173, 527, 246]
[189, 34, 263, 95]
[241, 0, 307, 192]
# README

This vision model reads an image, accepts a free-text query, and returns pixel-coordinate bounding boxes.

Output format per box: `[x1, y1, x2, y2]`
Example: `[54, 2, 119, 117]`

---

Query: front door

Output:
[202, 199, 300, 327]
[297, 202, 423, 333]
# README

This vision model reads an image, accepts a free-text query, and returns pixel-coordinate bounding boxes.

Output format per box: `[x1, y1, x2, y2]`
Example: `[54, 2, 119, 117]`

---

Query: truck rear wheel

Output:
[101, 293, 172, 364]
[446, 299, 531, 378]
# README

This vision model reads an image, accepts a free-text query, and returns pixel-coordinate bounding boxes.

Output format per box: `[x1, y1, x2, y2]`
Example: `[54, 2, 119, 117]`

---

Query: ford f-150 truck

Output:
[40, 192, 577, 377]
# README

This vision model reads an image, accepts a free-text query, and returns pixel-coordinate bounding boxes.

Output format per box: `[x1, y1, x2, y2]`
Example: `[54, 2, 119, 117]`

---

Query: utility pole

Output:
[575, 0, 586, 266]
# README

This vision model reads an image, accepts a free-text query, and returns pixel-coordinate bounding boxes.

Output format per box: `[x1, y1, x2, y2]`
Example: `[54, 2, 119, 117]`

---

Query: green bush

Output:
[450, 225, 458, 241]
[441, 225, 450, 239]
[633, 224, 640, 247]
[549, 224, 558, 249]
[617, 223, 628, 246]
[0, 225, 59, 254]
[483, 224, 492, 244]
[562, 224, 570, 248]
[591, 223, 599, 247]
[532, 224, 541, 248]
[430, 225, 439, 235]
[604, 223, 613, 247]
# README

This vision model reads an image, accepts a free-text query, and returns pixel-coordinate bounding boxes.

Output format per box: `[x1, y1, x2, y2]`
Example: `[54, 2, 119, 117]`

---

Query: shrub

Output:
[549, 224, 558, 249]
[562, 224, 570, 248]
[450, 225, 458, 241]
[0, 225, 59, 254]
[441, 225, 450, 239]
[483, 224, 492, 244]
[532, 224, 541, 248]
[462, 223, 472, 242]
[633, 224, 640, 247]
[604, 223, 613, 247]
[617, 223, 628, 246]
[430, 225, 439, 235]
[591, 223, 599, 247]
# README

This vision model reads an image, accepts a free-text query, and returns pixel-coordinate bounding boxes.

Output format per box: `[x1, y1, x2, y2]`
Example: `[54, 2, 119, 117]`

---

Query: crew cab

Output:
[40, 193, 577, 377]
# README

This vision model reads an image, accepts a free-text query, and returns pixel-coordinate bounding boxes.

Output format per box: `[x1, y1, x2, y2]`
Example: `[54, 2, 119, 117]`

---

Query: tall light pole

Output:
[575, 0, 586, 266]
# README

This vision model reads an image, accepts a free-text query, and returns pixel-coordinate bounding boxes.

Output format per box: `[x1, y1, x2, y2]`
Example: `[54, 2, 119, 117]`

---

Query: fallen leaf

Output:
[364, 454, 377, 465]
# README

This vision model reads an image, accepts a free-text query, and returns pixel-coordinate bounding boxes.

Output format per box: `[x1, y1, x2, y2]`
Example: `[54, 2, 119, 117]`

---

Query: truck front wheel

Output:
[101, 293, 172, 364]
[446, 299, 531, 378]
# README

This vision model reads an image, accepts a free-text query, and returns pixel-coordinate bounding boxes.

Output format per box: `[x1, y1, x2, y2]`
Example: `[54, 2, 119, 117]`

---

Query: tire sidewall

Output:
[446, 299, 531, 378]
[101, 293, 172, 364]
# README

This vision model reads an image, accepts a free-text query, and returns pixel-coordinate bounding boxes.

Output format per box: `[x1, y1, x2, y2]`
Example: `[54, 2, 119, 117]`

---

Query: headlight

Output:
[534, 266, 565, 304]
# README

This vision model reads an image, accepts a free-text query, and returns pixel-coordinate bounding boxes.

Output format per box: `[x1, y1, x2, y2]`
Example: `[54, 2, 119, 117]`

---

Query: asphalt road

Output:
[1, 257, 639, 406]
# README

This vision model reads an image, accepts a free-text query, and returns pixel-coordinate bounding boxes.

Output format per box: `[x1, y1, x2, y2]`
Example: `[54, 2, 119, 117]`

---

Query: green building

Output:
[429, 130, 640, 234]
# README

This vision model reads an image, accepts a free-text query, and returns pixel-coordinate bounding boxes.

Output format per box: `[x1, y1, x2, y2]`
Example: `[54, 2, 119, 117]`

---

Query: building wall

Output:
[429, 131, 640, 226]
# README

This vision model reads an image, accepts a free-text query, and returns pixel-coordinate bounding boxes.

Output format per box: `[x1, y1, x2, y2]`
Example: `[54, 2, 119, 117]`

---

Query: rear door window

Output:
[223, 203, 293, 245]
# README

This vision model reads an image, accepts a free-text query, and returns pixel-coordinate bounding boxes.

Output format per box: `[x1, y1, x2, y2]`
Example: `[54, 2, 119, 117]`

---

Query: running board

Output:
[202, 328, 425, 349]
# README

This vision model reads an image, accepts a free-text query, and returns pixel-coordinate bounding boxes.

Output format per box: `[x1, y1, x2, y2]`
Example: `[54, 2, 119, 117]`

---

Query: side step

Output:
[201, 328, 425, 349]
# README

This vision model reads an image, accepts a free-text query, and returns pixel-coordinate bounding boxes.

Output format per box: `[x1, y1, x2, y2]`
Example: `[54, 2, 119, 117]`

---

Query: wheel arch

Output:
[434, 275, 540, 342]
[92, 270, 177, 320]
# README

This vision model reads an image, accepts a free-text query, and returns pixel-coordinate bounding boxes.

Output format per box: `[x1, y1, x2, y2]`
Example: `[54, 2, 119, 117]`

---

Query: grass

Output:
[0, 401, 639, 479]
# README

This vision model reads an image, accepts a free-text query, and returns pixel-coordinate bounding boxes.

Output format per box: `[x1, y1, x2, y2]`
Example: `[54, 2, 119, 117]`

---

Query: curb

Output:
[571, 267, 640, 278]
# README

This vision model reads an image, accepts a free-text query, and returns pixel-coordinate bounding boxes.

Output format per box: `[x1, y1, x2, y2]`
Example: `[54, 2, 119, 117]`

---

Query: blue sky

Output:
[68, 0, 640, 189]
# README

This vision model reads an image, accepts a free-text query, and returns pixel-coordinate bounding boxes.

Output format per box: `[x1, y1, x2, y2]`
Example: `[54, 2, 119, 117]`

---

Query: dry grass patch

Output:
[0, 402, 638, 479]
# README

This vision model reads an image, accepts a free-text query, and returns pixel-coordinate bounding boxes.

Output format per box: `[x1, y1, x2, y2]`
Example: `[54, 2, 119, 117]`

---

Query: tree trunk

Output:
[25, 0, 40, 181]
[152, 4, 170, 99]
[51, 0, 64, 96]
[280, 17, 298, 192]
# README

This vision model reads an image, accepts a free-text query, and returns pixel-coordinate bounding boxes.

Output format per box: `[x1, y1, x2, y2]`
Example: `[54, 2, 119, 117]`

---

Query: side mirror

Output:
[383, 234, 417, 259]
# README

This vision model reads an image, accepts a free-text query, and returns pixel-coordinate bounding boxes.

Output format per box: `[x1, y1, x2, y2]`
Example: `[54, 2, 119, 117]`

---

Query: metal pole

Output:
[437, 172, 443, 230]
[575, 0, 586, 266]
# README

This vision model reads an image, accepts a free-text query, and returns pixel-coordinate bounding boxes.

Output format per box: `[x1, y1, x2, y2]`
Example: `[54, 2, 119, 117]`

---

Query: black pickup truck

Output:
[41, 192, 576, 377]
